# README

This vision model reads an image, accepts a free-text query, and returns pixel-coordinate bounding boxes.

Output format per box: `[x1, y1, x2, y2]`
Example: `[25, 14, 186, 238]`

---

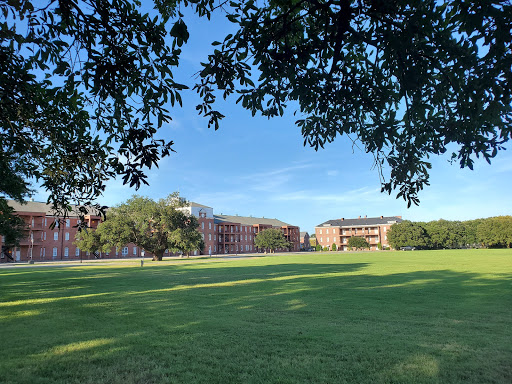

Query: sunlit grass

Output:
[0, 249, 511, 383]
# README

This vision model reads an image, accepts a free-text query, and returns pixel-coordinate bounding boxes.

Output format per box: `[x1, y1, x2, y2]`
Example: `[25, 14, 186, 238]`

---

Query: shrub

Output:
[332, 243, 337, 251]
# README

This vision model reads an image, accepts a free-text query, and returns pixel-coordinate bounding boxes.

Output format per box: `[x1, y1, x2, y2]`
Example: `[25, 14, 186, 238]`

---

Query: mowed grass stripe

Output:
[0, 249, 511, 384]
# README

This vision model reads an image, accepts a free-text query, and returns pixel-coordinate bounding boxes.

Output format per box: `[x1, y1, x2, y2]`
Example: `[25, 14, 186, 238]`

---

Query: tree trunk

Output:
[152, 253, 163, 261]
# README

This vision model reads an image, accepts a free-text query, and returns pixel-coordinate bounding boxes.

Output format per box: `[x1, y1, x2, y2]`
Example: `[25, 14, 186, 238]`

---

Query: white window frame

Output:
[52, 247, 58, 258]
[65, 232, 70, 241]
[64, 247, 69, 257]
[53, 232, 58, 241]
[122, 247, 129, 256]
[75, 248, 80, 257]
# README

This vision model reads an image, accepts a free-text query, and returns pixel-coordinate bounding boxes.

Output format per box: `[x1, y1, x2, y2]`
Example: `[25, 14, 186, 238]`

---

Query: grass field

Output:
[1, 250, 511, 383]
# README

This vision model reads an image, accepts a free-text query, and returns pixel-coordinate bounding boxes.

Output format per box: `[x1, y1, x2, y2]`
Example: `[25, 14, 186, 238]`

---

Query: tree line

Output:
[388, 217, 512, 250]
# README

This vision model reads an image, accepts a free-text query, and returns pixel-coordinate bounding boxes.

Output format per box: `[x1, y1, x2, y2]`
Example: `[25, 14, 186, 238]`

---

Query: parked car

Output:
[400, 246, 416, 251]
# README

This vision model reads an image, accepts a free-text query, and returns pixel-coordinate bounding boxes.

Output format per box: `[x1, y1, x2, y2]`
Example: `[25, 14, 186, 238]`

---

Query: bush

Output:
[331, 243, 337, 251]
[323, 246, 329, 251]
[377, 242, 382, 250]
[316, 244, 321, 252]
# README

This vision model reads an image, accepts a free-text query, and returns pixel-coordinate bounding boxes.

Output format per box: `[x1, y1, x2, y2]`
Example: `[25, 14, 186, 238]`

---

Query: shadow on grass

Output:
[0, 260, 511, 384]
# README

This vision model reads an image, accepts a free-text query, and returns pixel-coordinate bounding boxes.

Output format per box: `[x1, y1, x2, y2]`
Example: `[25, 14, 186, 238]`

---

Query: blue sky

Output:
[32, 6, 512, 234]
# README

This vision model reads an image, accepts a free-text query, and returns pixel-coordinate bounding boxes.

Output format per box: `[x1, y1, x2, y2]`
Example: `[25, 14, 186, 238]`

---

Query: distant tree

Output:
[310, 234, 316, 238]
[387, 221, 429, 249]
[424, 219, 465, 249]
[347, 237, 370, 251]
[463, 219, 485, 247]
[76, 193, 203, 261]
[331, 243, 337, 251]
[477, 216, 512, 248]
[377, 242, 383, 250]
[254, 228, 290, 254]
[75, 229, 112, 257]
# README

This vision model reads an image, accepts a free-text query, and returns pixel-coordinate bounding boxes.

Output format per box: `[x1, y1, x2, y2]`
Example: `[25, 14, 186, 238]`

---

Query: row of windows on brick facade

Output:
[319, 235, 388, 244]
[318, 227, 388, 235]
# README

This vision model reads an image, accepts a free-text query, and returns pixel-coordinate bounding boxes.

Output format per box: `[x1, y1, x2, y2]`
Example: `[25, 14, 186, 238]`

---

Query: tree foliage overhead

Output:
[194, 0, 512, 206]
[254, 227, 290, 253]
[75, 193, 204, 261]
[1, 0, 188, 220]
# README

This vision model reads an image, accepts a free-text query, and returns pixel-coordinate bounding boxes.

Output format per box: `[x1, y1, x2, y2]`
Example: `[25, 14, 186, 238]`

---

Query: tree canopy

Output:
[387, 217, 512, 249]
[75, 194, 204, 261]
[347, 236, 370, 250]
[1, 0, 186, 222]
[1, 0, 511, 233]
[194, 0, 512, 206]
[254, 228, 290, 253]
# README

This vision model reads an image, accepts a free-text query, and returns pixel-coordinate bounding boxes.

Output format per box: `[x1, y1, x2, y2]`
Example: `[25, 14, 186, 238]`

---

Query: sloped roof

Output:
[188, 202, 212, 209]
[300, 231, 309, 237]
[7, 200, 101, 217]
[214, 214, 294, 227]
[317, 216, 402, 227]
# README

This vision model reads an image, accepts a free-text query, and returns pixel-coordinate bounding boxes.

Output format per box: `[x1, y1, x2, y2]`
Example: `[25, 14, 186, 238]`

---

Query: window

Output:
[249, 235, 252, 241]
[64, 247, 69, 257]
[65, 233, 70, 241]
[214, 245, 216, 252]
[122, 247, 128, 256]
[332, 229, 336, 234]
[31, 218, 34, 227]
[66, 219, 70, 228]
[326, 229, 329, 234]
[202, 222, 205, 229]
[75, 248, 80, 257]
[320, 237, 323, 243]
[214, 234, 216, 240]
[54, 232, 58, 241]
[41, 232, 44, 240]
[245, 235, 247, 241]
[209, 222, 212, 230]
[133, 247, 137, 255]
[52, 247, 58, 258]
[44, 218, 47, 227]
[320, 229, 322, 234]
[209, 233, 212, 241]
[327, 237, 330, 243]
[214, 224, 217, 231]
[55, 219, 59, 228]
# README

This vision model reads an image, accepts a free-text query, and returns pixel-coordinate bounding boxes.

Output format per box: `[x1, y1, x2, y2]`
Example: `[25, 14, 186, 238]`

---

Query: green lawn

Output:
[1, 250, 511, 383]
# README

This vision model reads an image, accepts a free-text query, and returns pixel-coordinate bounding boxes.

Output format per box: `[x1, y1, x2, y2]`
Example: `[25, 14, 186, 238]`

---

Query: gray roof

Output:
[214, 214, 294, 227]
[7, 200, 101, 217]
[188, 202, 212, 209]
[317, 216, 402, 227]
[300, 231, 309, 237]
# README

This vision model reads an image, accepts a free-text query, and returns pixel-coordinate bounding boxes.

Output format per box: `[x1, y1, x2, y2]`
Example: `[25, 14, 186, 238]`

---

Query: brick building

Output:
[315, 215, 403, 251]
[1, 200, 103, 262]
[1, 200, 300, 262]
